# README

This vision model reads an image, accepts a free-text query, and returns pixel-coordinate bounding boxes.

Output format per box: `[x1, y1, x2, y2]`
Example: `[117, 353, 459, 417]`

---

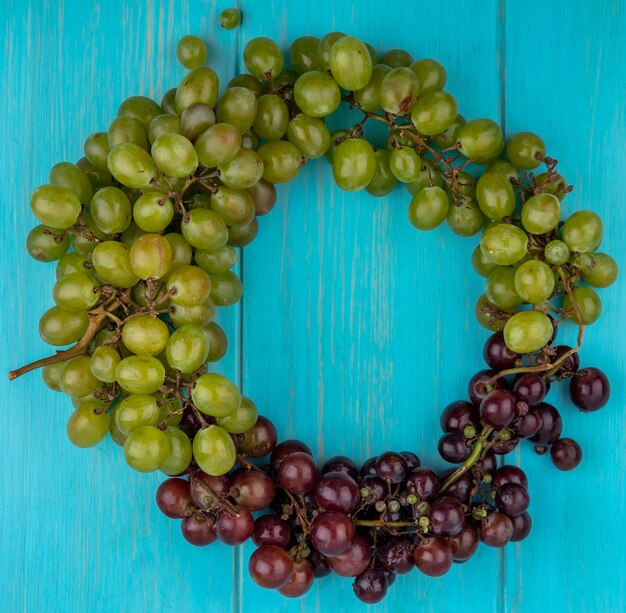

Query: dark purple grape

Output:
[490, 437, 520, 455]
[438, 432, 471, 463]
[429, 496, 465, 536]
[480, 389, 517, 428]
[327, 535, 372, 577]
[496, 482, 530, 517]
[377, 564, 396, 587]
[248, 545, 294, 589]
[530, 403, 562, 444]
[515, 409, 543, 438]
[352, 568, 388, 604]
[378, 536, 415, 574]
[156, 478, 193, 518]
[492, 465, 528, 489]
[310, 511, 356, 557]
[440, 470, 473, 503]
[510, 512, 532, 542]
[447, 522, 479, 562]
[472, 453, 497, 476]
[315, 472, 360, 513]
[231, 469, 276, 511]
[190, 473, 232, 509]
[277, 559, 315, 598]
[181, 513, 217, 546]
[360, 456, 378, 477]
[400, 451, 421, 471]
[375, 451, 408, 483]
[239, 416, 278, 458]
[550, 438, 583, 470]
[513, 373, 548, 406]
[553, 344, 580, 374]
[479, 512, 513, 547]
[360, 474, 387, 504]
[252, 514, 291, 547]
[309, 549, 331, 578]
[405, 467, 440, 500]
[178, 407, 203, 438]
[483, 332, 520, 370]
[440, 401, 480, 434]
[277, 452, 318, 494]
[569, 367, 610, 412]
[468, 369, 507, 404]
[215, 506, 255, 545]
[414, 536, 453, 577]
[270, 439, 313, 473]
[321, 455, 358, 480]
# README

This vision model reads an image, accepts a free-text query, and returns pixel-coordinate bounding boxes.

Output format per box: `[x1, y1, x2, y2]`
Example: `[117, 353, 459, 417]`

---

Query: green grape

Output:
[389, 147, 421, 183]
[218, 148, 264, 189]
[195, 245, 238, 274]
[410, 58, 446, 95]
[205, 322, 228, 361]
[56, 253, 88, 281]
[244, 37, 284, 80]
[514, 260, 555, 304]
[108, 116, 148, 150]
[176, 35, 207, 69]
[26, 225, 70, 262]
[107, 143, 157, 189]
[293, 70, 341, 118]
[151, 133, 198, 178]
[49, 162, 93, 204]
[60, 356, 100, 397]
[124, 425, 171, 473]
[457, 118, 505, 164]
[148, 114, 183, 144]
[475, 294, 512, 332]
[485, 267, 524, 309]
[219, 7, 241, 29]
[42, 361, 65, 391]
[353, 64, 392, 112]
[209, 271, 243, 306]
[411, 91, 458, 136]
[535, 171, 568, 200]
[90, 186, 132, 234]
[180, 103, 216, 141]
[195, 122, 242, 168]
[90, 345, 121, 383]
[480, 223, 528, 265]
[286, 113, 330, 159]
[316, 32, 347, 71]
[30, 184, 81, 229]
[216, 396, 258, 434]
[170, 301, 215, 327]
[160, 427, 193, 475]
[192, 372, 240, 417]
[175, 66, 220, 114]
[446, 199, 484, 237]
[329, 36, 373, 91]
[520, 193, 560, 235]
[116, 394, 161, 435]
[84, 132, 110, 170]
[506, 131, 546, 170]
[118, 95, 162, 131]
[471, 245, 499, 277]
[544, 239, 570, 265]
[366, 149, 397, 197]
[227, 218, 258, 247]
[379, 67, 420, 115]
[92, 241, 140, 288]
[430, 113, 465, 149]
[181, 208, 229, 250]
[582, 253, 619, 288]
[133, 191, 174, 233]
[76, 156, 114, 190]
[475, 172, 516, 220]
[562, 210, 603, 253]
[109, 403, 128, 446]
[121, 315, 170, 356]
[160, 88, 178, 115]
[66, 401, 110, 448]
[116, 355, 166, 394]
[564, 286, 602, 325]
[228, 73, 264, 96]
[332, 138, 376, 192]
[408, 186, 449, 230]
[53, 272, 101, 312]
[128, 233, 172, 279]
[164, 233, 193, 271]
[404, 158, 444, 195]
[252, 94, 289, 141]
[380, 48, 413, 68]
[167, 265, 212, 306]
[289, 35, 320, 73]
[193, 425, 237, 476]
[504, 310, 553, 353]
[210, 187, 255, 227]
[487, 159, 519, 182]
[39, 306, 89, 346]
[165, 324, 210, 373]
[258, 140, 304, 184]
[215, 86, 258, 133]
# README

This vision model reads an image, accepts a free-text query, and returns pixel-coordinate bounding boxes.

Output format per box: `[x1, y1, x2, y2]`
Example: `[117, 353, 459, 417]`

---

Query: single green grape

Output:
[205, 322, 228, 362]
[457, 118, 505, 164]
[92, 241, 140, 288]
[30, 184, 81, 229]
[379, 67, 420, 115]
[485, 267, 524, 309]
[506, 131, 546, 169]
[316, 32, 347, 71]
[160, 427, 193, 475]
[90, 345, 121, 383]
[475, 172, 516, 220]
[329, 36, 373, 91]
[380, 48, 413, 68]
[107, 143, 157, 189]
[408, 186, 449, 230]
[151, 133, 198, 177]
[180, 103, 216, 141]
[175, 66, 220, 114]
[258, 140, 304, 184]
[49, 162, 93, 204]
[90, 186, 132, 234]
[430, 114, 465, 149]
[218, 148, 264, 189]
[410, 58, 446, 95]
[521, 193, 560, 234]
[535, 171, 568, 200]
[564, 286, 602, 324]
[353, 64, 392, 113]
[480, 223, 528, 265]
[514, 260, 555, 304]
[39, 306, 89, 346]
[289, 35, 320, 73]
[209, 271, 243, 306]
[446, 199, 485, 237]
[286, 113, 330, 159]
[216, 396, 258, 434]
[42, 361, 66, 391]
[116, 355, 166, 394]
[60, 355, 100, 397]
[56, 252, 89, 279]
[170, 301, 215, 328]
[116, 394, 161, 435]
[404, 158, 444, 195]
[544, 240, 570, 265]
[193, 425, 237, 475]
[118, 95, 162, 131]
[129, 233, 172, 279]
[332, 138, 376, 192]
[182, 208, 229, 251]
[108, 116, 148, 150]
[84, 132, 111, 170]
[504, 310, 553, 353]
[176, 35, 207, 69]
[472, 245, 499, 277]
[228, 218, 259, 246]
[411, 91, 458, 136]
[66, 401, 110, 448]
[215, 86, 258, 133]
[124, 425, 171, 473]
[487, 159, 519, 182]
[293, 70, 341, 117]
[195, 245, 238, 274]
[210, 187, 255, 227]
[121, 315, 170, 356]
[167, 265, 212, 306]
[253, 94, 289, 141]
[582, 253, 619, 288]
[165, 324, 210, 373]
[244, 37, 284, 80]
[26, 225, 70, 262]
[561, 210, 603, 253]
[366, 149, 397, 197]
[195, 122, 242, 168]
[133, 191, 174, 233]
[192, 372, 241, 417]
[52, 272, 101, 312]
[389, 147, 421, 183]
[219, 7, 241, 29]
[76, 156, 114, 190]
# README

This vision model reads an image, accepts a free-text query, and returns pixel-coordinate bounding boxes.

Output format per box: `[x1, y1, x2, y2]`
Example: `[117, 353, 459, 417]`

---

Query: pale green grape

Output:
[118, 95, 162, 130]
[446, 199, 484, 237]
[582, 253, 618, 288]
[209, 271, 243, 306]
[195, 245, 238, 274]
[60, 355, 100, 397]
[181, 103, 215, 141]
[108, 116, 148, 150]
[42, 361, 66, 391]
[67, 401, 110, 448]
[165, 233, 193, 270]
[77, 156, 114, 190]
[243, 37, 284, 80]
[39, 306, 89, 346]
[228, 217, 259, 247]
[160, 427, 193, 475]
[521, 193, 560, 234]
[316, 32, 347, 71]
[167, 265, 212, 306]
[366, 149, 397, 197]
[293, 71, 341, 117]
[107, 143, 157, 189]
[218, 148, 264, 189]
[90, 345, 121, 383]
[176, 35, 207, 69]
[561, 210, 603, 253]
[286, 113, 331, 159]
[53, 272, 101, 312]
[195, 123, 242, 168]
[380, 48, 413, 68]
[84, 132, 110, 170]
[353, 64, 392, 112]
[410, 91, 458, 136]
[380, 67, 420, 115]
[408, 186, 449, 230]
[181, 208, 229, 250]
[513, 260, 555, 304]
[544, 240, 570, 265]
[30, 184, 81, 229]
[92, 241, 140, 288]
[133, 191, 174, 233]
[258, 140, 304, 184]
[121, 315, 170, 356]
[49, 162, 93, 204]
[332, 138, 376, 192]
[129, 233, 172, 279]
[116, 355, 166, 394]
[289, 35, 320, 73]
[215, 86, 258, 133]
[210, 187, 255, 227]
[151, 133, 198, 177]
[329, 36, 373, 91]
[192, 372, 241, 417]
[480, 223, 528, 265]
[205, 322, 228, 362]
[192, 425, 237, 475]
[485, 267, 524, 309]
[219, 8, 241, 30]
[175, 66, 219, 114]
[253, 94, 289, 141]
[55, 252, 89, 280]
[476, 172, 516, 220]
[410, 58, 446, 95]
[457, 118, 505, 164]
[90, 186, 132, 234]
[124, 425, 171, 473]
[170, 301, 215, 327]
[216, 396, 258, 434]
[26, 225, 70, 262]
[165, 324, 210, 373]
[504, 311, 553, 353]
[389, 147, 421, 183]
[471, 245, 499, 277]
[564, 286, 602, 324]
[506, 131, 546, 169]
[116, 393, 161, 435]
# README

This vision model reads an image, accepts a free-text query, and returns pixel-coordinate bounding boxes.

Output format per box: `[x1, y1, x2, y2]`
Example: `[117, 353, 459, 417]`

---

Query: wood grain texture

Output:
[0, 1, 624, 612]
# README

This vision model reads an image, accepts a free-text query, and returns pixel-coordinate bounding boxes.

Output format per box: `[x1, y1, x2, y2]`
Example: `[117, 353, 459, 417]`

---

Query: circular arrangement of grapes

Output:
[11, 20, 617, 605]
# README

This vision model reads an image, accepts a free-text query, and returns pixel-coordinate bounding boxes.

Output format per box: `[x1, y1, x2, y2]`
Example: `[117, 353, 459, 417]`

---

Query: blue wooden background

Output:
[1, 1, 625, 611]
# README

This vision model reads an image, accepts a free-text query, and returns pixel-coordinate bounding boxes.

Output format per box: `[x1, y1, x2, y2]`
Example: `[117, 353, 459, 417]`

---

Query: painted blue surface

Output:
[0, 1, 624, 611]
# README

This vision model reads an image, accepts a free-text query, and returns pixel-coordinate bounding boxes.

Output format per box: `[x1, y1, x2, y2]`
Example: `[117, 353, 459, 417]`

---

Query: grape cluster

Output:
[11, 26, 617, 604]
